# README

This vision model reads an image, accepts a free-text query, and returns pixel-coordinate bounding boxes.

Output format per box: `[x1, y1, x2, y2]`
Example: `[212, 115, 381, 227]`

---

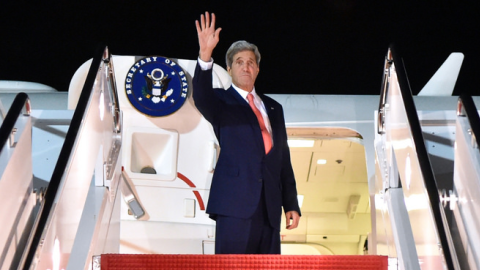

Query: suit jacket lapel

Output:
[226, 87, 265, 154]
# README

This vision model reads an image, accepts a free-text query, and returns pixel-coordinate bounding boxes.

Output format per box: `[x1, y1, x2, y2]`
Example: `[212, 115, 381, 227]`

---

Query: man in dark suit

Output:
[193, 12, 301, 254]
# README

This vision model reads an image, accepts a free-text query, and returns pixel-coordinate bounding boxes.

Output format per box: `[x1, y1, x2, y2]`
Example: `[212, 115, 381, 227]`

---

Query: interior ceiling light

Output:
[297, 195, 304, 208]
[287, 139, 314, 148]
[317, 159, 327, 165]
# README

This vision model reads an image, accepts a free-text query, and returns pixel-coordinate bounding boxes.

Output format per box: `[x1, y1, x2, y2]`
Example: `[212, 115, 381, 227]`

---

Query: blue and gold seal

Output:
[125, 56, 188, 117]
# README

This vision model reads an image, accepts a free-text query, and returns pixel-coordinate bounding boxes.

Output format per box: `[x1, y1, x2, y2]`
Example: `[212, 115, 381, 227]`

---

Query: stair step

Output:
[98, 254, 388, 270]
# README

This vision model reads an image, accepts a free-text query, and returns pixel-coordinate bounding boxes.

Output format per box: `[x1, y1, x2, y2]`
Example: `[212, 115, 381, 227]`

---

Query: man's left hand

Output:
[285, 211, 300, 230]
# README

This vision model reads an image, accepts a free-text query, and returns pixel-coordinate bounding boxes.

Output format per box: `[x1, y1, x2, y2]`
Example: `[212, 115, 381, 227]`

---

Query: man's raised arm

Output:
[192, 12, 223, 123]
[195, 12, 222, 62]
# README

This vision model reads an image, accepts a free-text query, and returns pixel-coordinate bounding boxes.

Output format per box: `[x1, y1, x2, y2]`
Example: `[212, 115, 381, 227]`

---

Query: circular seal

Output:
[124, 56, 189, 117]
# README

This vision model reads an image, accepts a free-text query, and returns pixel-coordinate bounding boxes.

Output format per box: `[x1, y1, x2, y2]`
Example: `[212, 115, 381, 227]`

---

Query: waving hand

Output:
[195, 12, 222, 62]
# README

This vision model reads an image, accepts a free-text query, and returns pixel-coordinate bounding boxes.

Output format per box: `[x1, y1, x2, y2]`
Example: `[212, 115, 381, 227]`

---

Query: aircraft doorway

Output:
[280, 127, 371, 255]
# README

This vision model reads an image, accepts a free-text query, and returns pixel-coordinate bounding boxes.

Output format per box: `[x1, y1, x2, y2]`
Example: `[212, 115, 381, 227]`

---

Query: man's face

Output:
[227, 50, 259, 92]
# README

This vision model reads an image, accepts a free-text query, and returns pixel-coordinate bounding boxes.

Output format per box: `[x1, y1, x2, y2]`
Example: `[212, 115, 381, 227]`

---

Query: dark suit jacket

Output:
[193, 62, 301, 230]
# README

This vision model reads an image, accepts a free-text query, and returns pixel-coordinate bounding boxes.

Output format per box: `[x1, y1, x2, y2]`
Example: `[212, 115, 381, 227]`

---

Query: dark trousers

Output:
[214, 188, 280, 254]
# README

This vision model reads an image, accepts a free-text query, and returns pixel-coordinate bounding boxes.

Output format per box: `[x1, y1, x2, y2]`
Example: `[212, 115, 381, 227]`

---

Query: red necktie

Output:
[247, 93, 272, 154]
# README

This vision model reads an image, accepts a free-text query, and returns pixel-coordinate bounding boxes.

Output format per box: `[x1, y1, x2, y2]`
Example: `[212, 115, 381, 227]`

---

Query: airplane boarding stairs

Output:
[0, 93, 37, 269]
[0, 47, 390, 269]
[452, 95, 480, 269]
[1, 45, 479, 269]
[373, 47, 480, 270]
[0, 46, 123, 270]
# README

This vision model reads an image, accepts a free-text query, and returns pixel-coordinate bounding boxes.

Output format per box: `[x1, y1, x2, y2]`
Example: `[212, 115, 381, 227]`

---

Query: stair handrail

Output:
[0, 92, 30, 152]
[18, 45, 107, 270]
[378, 44, 457, 270]
[457, 94, 480, 150]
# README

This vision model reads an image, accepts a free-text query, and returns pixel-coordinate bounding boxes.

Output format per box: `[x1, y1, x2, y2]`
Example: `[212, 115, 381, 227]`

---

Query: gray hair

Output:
[225, 40, 261, 68]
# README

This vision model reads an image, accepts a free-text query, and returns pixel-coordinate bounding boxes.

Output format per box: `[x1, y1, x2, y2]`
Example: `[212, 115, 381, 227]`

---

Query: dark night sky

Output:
[1, 1, 478, 96]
